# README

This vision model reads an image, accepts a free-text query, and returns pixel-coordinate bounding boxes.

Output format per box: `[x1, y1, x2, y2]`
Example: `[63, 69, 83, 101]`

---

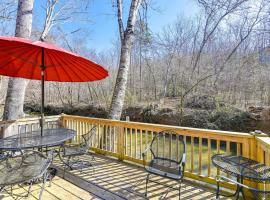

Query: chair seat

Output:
[146, 158, 182, 180]
[63, 146, 86, 157]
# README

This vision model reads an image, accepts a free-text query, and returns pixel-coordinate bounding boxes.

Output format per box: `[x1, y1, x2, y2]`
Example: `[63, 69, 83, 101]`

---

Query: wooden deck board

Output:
[1, 153, 233, 200]
[53, 154, 233, 200]
[1, 176, 99, 200]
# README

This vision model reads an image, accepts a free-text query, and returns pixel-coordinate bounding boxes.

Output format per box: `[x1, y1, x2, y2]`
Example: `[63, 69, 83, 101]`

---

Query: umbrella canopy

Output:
[0, 36, 108, 82]
[0, 36, 109, 136]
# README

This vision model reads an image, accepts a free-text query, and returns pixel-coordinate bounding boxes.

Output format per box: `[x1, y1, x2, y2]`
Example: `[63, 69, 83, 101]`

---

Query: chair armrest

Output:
[142, 146, 151, 167]
[181, 153, 186, 165]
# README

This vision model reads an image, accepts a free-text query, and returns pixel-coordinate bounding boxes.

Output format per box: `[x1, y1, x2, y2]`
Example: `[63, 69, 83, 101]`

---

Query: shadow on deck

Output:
[52, 153, 229, 200]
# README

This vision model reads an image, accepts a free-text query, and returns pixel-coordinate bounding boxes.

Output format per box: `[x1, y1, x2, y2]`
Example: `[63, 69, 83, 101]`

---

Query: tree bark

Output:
[108, 0, 142, 120]
[3, 0, 34, 121]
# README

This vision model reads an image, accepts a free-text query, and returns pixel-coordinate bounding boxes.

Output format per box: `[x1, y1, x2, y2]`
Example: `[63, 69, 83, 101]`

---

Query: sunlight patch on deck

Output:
[54, 154, 233, 200]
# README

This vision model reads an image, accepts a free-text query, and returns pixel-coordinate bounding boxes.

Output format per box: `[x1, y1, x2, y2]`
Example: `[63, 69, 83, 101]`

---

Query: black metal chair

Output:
[0, 150, 53, 200]
[142, 130, 186, 199]
[60, 126, 96, 171]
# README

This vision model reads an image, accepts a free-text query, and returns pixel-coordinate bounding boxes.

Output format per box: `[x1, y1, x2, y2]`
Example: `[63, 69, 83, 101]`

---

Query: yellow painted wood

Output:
[130, 128, 132, 157]
[191, 137, 194, 173]
[237, 142, 241, 156]
[116, 127, 125, 161]
[125, 127, 128, 155]
[242, 139, 250, 158]
[199, 137, 202, 175]
[226, 141, 230, 155]
[207, 138, 211, 177]
[140, 129, 142, 159]
[8, 114, 270, 196]
[169, 133, 172, 161]
[61, 115, 253, 139]
[217, 140, 220, 176]
[135, 129, 137, 158]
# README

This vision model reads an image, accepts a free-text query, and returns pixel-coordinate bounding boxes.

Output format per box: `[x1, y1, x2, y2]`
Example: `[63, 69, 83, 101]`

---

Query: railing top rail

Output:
[61, 114, 253, 139]
[0, 115, 61, 125]
[256, 137, 270, 149]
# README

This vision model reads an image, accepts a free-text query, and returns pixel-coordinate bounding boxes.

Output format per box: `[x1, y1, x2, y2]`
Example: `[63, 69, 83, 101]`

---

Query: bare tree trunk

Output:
[3, 0, 34, 121]
[108, 0, 142, 120]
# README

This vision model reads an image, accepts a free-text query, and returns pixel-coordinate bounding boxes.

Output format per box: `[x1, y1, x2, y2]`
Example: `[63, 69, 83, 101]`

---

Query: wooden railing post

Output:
[60, 113, 65, 128]
[117, 126, 125, 161]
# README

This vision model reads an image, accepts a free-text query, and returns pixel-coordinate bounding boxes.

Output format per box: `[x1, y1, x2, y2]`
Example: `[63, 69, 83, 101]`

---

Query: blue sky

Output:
[34, 0, 199, 52]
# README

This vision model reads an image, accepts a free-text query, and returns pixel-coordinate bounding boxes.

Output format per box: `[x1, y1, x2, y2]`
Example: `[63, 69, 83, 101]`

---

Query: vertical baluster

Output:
[77, 121, 80, 143]
[208, 138, 211, 177]
[101, 125, 104, 150]
[66, 119, 69, 129]
[157, 132, 159, 157]
[217, 140, 220, 175]
[163, 132, 165, 162]
[125, 127, 128, 155]
[109, 126, 112, 152]
[145, 130, 148, 160]
[113, 126, 116, 152]
[97, 124, 100, 149]
[135, 129, 138, 158]
[130, 128, 132, 157]
[226, 141, 230, 155]
[151, 131, 154, 160]
[140, 129, 143, 159]
[226, 141, 231, 177]
[191, 137, 194, 173]
[237, 143, 241, 156]
[169, 133, 172, 162]
[176, 134, 179, 163]
[105, 125, 108, 151]
[80, 121, 83, 143]
[199, 137, 202, 175]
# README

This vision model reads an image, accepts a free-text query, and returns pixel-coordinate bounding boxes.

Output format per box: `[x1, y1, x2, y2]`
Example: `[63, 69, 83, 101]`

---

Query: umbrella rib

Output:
[0, 46, 39, 67]
[30, 48, 41, 79]
[53, 50, 85, 82]
[47, 51, 75, 82]
[64, 56, 94, 81]
[46, 51, 62, 82]
[67, 55, 107, 80]
[13, 48, 40, 77]
[65, 55, 107, 81]
[0, 48, 38, 77]
[0, 45, 38, 65]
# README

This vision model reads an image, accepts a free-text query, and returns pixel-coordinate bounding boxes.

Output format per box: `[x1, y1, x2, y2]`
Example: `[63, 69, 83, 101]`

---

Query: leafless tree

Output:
[108, 0, 143, 120]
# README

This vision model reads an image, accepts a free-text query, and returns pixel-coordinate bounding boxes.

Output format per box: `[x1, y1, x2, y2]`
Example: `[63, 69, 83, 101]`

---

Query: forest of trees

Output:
[0, 0, 269, 123]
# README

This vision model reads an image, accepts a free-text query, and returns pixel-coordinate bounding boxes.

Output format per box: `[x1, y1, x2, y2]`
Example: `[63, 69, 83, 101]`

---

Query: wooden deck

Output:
[0, 176, 99, 200]
[1, 153, 231, 200]
[53, 154, 230, 200]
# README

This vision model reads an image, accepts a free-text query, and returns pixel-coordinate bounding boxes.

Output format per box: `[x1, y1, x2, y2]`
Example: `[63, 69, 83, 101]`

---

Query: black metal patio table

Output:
[0, 128, 75, 151]
[212, 154, 270, 200]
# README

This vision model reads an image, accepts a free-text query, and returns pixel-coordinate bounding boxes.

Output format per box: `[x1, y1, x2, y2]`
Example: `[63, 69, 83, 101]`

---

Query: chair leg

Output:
[216, 179, 220, 200]
[39, 172, 48, 200]
[26, 182, 33, 197]
[145, 173, 150, 197]
[179, 179, 182, 200]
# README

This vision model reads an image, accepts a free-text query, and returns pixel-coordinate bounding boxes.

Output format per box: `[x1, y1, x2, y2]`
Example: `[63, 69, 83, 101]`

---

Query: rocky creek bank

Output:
[24, 96, 270, 133]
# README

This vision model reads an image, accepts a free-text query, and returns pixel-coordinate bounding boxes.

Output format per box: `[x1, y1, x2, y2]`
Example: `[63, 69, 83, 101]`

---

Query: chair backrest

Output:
[150, 130, 186, 164]
[82, 126, 97, 148]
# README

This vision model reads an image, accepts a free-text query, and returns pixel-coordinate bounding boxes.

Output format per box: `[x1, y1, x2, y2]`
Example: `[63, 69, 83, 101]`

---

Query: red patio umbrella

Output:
[0, 36, 109, 136]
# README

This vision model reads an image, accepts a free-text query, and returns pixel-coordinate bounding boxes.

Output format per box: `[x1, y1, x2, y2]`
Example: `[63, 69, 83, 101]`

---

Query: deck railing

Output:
[1, 114, 269, 192]
[61, 114, 270, 191]
[0, 115, 61, 138]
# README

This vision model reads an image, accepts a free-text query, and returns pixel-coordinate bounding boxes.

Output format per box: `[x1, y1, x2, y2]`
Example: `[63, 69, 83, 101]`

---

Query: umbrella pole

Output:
[40, 48, 45, 137]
